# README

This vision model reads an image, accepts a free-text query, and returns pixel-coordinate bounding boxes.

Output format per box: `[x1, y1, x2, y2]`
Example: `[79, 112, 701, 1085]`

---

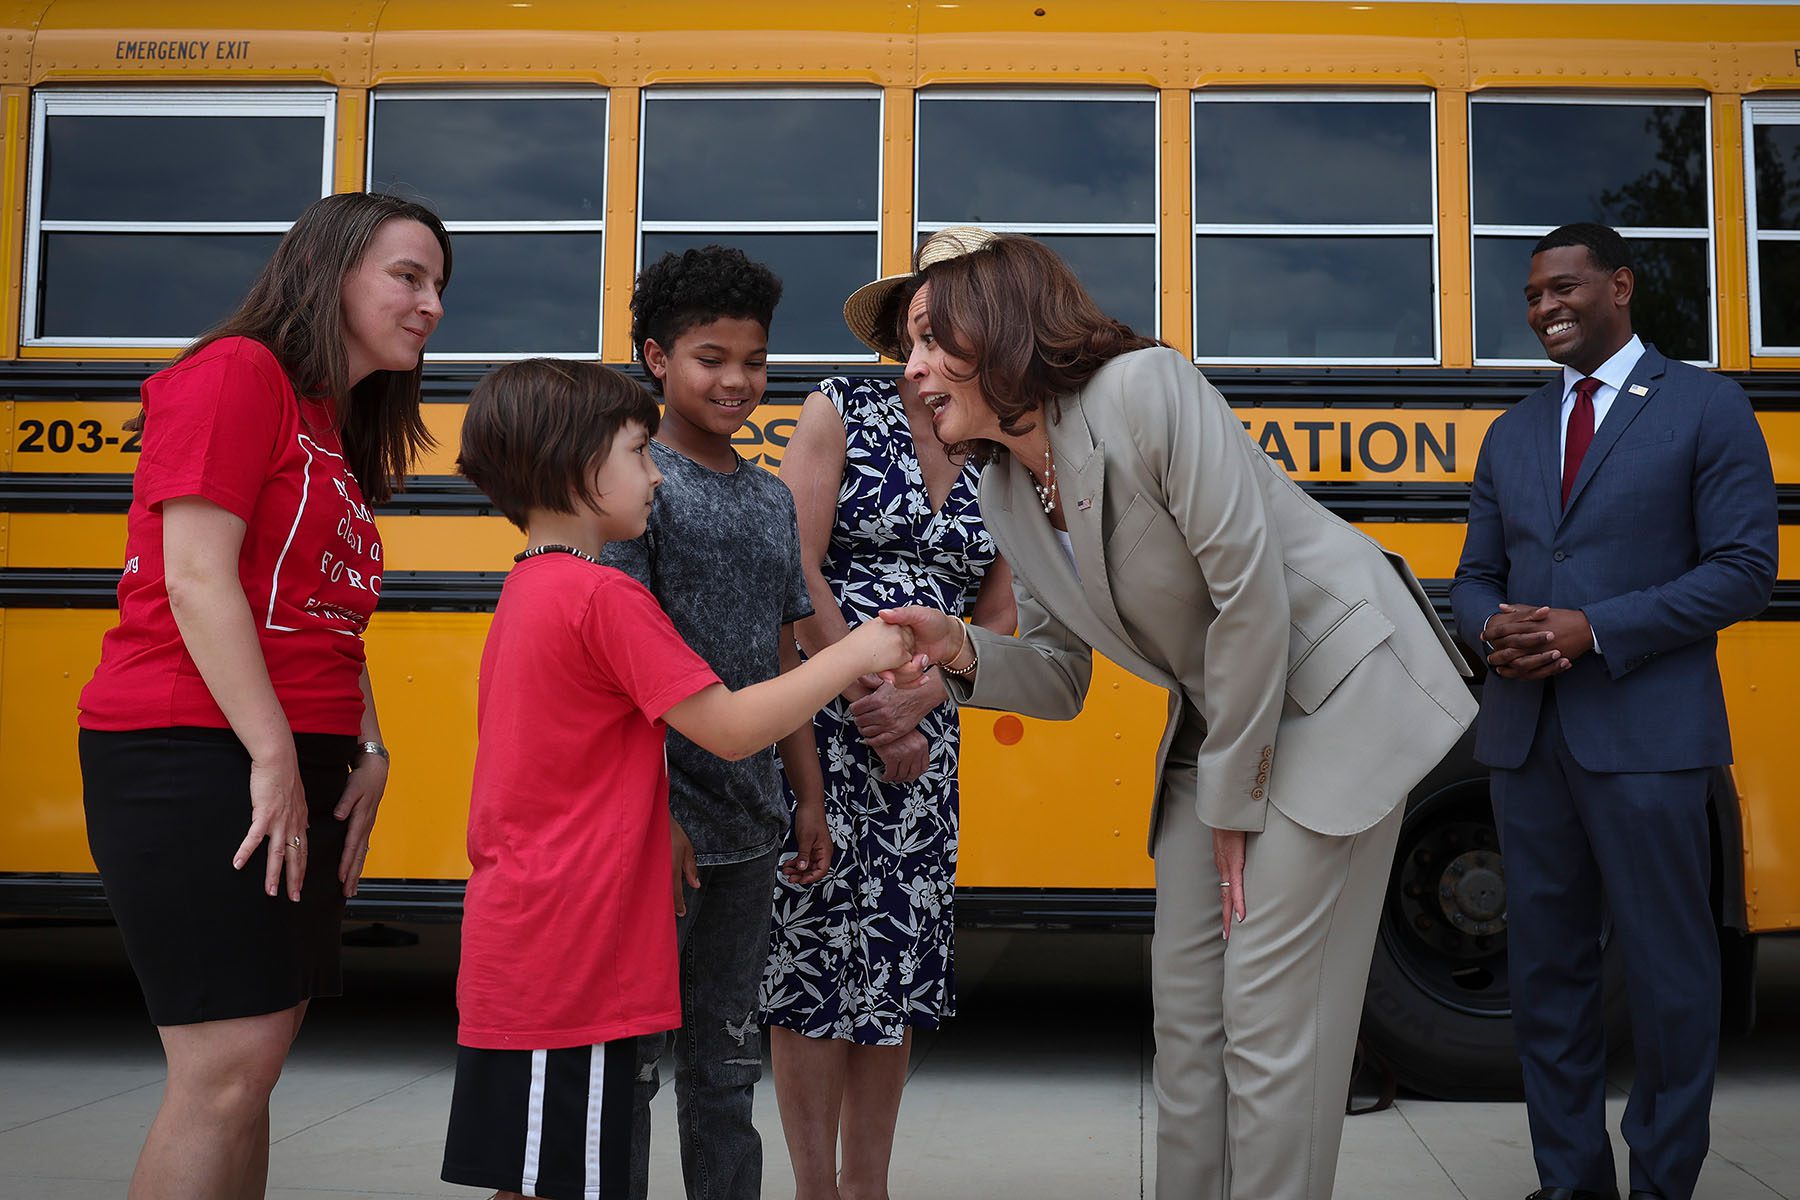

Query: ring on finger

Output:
[289, 836, 303, 848]
[1218, 881, 1232, 890]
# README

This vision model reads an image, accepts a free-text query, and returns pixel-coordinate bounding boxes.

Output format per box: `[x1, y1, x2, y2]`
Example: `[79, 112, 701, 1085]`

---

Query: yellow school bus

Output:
[2, 0, 1797, 1095]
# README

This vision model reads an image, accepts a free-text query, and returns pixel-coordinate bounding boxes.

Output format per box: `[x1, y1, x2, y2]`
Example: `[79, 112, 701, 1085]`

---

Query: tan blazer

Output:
[951, 347, 1478, 841]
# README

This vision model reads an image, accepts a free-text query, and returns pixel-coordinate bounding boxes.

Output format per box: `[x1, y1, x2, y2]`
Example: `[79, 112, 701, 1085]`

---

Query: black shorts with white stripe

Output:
[442, 1037, 639, 1199]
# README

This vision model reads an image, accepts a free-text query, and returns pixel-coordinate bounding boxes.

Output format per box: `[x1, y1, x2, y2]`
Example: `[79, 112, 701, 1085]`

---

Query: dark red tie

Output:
[1561, 376, 1600, 509]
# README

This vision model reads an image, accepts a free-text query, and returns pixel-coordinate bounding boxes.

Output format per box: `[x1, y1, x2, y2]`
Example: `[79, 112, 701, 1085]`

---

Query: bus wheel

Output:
[1358, 778, 1627, 1099]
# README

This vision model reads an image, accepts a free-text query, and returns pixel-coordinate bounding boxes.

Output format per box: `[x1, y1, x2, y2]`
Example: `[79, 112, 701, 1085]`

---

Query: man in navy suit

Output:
[1452, 223, 1777, 1200]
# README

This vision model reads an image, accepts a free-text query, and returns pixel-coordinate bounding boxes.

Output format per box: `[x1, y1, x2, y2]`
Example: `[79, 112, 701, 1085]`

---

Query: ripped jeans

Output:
[630, 848, 780, 1200]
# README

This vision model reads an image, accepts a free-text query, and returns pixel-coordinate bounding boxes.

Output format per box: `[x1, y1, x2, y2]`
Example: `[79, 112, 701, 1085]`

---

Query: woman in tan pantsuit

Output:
[870, 230, 1478, 1200]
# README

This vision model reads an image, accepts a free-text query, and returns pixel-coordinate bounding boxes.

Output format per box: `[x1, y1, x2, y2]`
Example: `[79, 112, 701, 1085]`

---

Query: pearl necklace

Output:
[1030, 442, 1059, 516]
[515, 543, 602, 566]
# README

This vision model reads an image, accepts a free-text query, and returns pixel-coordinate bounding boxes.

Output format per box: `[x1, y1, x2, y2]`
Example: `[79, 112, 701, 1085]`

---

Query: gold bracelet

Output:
[941, 618, 978, 678]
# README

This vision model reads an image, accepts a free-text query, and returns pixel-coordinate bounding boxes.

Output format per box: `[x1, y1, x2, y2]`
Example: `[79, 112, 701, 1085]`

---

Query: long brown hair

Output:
[919, 235, 1160, 461]
[152, 192, 453, 503]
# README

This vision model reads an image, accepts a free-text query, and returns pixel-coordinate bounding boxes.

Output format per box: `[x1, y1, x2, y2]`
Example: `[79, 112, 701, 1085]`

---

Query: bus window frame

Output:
[913, 86, 1162, 341]
[22, 88, 337, 350]
[1744, 96, 1800, 357]
[367, 86, 610, 362]
[1188, 89, 1441, 368]
[636, 85, 885, 364]
[1468, 91, 1717, 369]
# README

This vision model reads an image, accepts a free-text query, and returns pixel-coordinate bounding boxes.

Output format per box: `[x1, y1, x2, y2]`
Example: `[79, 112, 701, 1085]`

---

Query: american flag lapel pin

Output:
[1628, 383, 1649, 396]
[1077, 496, 1093, 511]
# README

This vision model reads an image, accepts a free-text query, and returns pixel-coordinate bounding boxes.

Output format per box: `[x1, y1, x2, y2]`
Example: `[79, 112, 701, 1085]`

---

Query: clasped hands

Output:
[1481, 603, 1593, 679]
[844, 672, 936, 784]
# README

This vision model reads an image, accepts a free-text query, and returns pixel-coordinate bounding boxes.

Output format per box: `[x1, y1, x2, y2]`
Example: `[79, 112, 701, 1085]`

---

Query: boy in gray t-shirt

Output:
[608, 441, 813, 861]
[602, 246, 827, 1200]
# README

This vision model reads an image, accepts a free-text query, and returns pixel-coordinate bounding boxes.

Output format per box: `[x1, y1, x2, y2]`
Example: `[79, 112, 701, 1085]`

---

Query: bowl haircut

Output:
[458, 358, 661, 532]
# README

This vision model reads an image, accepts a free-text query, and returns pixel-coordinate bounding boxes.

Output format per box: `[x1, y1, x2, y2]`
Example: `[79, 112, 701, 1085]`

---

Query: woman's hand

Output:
[783, 799, 834, 886]
[671, 820, 700, 918]
[165, 497, 309, 901]
[333, 753, 389, 898]
[234, 747, 307, 901]
[849, 676, 943, 746]
[874, 731, 930, 784]
[878, 607, 966, 672]
[1212, 828, 1248, 939]
[840, 675, 880, 707]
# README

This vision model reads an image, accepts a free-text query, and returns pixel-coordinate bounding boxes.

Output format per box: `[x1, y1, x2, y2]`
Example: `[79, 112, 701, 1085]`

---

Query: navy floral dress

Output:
[760, 377, 998, 1046]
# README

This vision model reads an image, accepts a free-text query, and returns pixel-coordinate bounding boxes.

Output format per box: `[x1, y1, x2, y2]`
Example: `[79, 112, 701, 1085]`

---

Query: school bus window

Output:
[1191, 93, 1436, 364]
[24, 91, 333, 345]
[41, 233, 283, 340]
[1745, 99, 1800, 354]
[369, 91, 607, 358]
[1470, 95, 1714, 365]
[638, 89, 880, 361]
[916, 90, 1158, 338]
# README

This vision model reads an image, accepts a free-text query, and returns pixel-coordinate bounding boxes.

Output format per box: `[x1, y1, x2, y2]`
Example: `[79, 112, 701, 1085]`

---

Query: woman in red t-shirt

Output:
[76, 192, 451, 1197]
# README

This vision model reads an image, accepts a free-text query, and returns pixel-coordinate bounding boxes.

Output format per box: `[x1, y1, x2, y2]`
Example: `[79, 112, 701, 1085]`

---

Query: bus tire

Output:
[1358, 766, 1628, 1100]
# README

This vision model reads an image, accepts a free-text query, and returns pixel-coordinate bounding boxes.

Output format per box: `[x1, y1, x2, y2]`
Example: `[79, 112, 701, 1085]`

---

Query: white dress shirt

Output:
[1557, 333, 1645, 473]
[1552, 334, 1643, 655]
[1485, 335, 1645, 659]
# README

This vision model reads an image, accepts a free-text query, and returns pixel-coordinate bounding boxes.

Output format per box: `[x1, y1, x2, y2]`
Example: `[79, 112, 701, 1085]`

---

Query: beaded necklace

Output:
[514, 543, 602, 566]
[1030, 442, 1059, 516]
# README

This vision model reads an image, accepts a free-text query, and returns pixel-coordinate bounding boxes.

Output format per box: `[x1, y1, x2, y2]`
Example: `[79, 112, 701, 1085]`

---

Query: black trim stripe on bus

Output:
[9, 568, 1800, 621]
[0, 473, 509, 516]
[0, 872, 1156, 929]
[5, 362, 1800, 410]
[12, 474, 1800, 525]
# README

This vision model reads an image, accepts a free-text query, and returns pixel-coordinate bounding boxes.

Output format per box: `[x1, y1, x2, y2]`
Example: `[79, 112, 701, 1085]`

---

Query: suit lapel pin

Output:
[1628, 383, 1649, 396]
[1077, 497, 1093, 511]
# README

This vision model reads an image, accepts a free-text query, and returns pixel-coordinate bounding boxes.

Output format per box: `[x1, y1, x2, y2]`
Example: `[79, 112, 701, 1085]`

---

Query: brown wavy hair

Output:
[917, 235, 1160, 462]
[133, 192, 453, 504]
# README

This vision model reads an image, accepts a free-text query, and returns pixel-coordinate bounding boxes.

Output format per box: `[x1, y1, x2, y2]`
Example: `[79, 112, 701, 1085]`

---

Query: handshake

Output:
[843, 605, 978, 687]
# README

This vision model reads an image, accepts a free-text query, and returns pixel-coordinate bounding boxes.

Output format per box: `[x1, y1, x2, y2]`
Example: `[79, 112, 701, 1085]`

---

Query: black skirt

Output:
[79, 725, 356, 1026]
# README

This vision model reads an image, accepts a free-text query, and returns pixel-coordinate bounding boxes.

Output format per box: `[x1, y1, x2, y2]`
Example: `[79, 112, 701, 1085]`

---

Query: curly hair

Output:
[630, 246, 783, 392]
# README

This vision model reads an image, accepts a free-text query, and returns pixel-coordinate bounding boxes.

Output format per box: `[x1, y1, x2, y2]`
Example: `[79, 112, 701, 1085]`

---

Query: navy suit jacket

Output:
[1451, 344, 1778, 773]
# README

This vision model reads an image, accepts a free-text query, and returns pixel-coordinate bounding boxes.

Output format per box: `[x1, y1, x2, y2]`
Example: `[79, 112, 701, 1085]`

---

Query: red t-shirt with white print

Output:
[456, 556, 720, 1050]
[79, 337, 383, 736]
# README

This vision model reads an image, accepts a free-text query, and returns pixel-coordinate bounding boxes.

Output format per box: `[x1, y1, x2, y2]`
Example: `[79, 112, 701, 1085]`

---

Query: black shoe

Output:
[1526, 1190, 1620, 1200]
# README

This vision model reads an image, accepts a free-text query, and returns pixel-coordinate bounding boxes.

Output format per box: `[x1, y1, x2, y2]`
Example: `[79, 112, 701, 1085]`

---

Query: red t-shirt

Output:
[79, 337, 383, 736]
[456, 554, 720, 1050]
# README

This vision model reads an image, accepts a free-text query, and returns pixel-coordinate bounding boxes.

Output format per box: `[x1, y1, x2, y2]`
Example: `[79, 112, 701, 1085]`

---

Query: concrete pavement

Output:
[1, 922, 1794, 1198]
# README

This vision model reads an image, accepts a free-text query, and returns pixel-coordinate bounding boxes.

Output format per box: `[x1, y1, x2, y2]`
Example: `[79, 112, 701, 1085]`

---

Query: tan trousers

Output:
[1151, 793, 1404, 1200]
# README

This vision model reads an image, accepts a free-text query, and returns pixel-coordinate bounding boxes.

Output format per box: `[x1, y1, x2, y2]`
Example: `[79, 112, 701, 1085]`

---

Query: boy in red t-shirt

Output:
[442, 359, 922, 1200]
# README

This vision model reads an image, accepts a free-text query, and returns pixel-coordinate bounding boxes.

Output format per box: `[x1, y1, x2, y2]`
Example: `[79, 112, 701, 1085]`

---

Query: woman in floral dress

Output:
[763, 340, 1014, 1198]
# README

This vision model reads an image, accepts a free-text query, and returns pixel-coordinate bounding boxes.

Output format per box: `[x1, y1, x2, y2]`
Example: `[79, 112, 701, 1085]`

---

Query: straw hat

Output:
[842, 225, 1001, 358]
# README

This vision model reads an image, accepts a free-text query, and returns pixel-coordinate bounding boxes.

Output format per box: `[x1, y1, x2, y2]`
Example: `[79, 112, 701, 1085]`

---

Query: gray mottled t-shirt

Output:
[600, 439, 813, 864]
